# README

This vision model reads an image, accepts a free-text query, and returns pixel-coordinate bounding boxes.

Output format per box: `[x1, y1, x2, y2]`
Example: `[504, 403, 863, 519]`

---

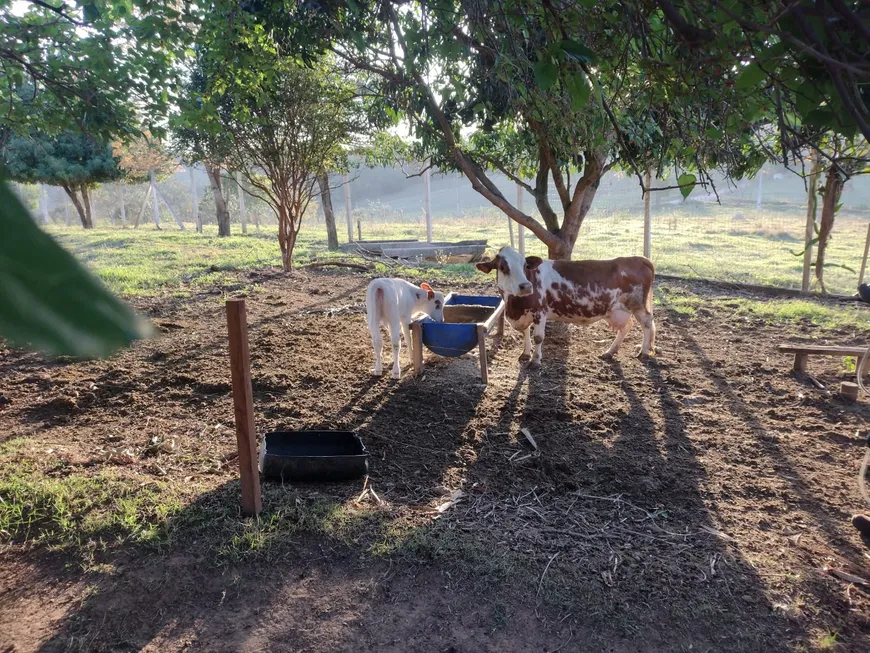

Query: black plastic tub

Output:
[260, 431, 369, 482]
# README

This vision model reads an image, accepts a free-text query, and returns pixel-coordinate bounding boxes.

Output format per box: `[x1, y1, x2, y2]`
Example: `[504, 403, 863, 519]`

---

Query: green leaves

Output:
[559, 39, 598, 64]
[735, 62, 766, 90]
[0, 179, 153, 358]
[565, 73, 591, 110]
[677, 173, 697, 199]
[533, 60, 559, 91]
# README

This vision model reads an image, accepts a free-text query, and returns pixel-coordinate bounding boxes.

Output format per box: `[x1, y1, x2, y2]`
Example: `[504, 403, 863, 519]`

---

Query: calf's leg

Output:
[387, 319, 403, 379]
[633, 309, 656, 358]
[370, 322, 384, 376]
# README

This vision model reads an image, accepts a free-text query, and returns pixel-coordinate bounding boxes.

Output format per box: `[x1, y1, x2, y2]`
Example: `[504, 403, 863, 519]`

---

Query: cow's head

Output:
[418, 283, 444, 322]
[476, 246, 543, 297]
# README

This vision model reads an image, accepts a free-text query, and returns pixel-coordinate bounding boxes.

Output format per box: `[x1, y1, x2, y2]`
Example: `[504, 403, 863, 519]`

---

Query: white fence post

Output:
[643, 168, 652, 259]
[149, 169, 161, 229]
[64, 196, 71, 225]
[343, 174, 353, 242]
[424, 167, 433, 243]
[118, 183, 127, 225]
[516, 182, 525, 256]
[40, 184, 50, 224]
[756, 171, 763, 210]
[190, 166, 201, 233]
[237, 171, 247, 234]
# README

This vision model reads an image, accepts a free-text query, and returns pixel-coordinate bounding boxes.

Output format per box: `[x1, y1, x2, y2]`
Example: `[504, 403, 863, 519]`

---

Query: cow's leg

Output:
[528, 314, 547, 368]
[370, 322, 384, 376]
[519, 326, 532, 362]
[633, 309, 656, 358]
[387, 318, 403, 379]
[602, 316, 633, 359]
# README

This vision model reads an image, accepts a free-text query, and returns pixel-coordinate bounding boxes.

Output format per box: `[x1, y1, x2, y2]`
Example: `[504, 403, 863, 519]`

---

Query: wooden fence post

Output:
[226, 299, 262, 517]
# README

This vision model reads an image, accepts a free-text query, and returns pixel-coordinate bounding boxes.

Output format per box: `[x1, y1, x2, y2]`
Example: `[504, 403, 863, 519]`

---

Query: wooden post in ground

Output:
[411, 322, 424, 376]
[189, 166, 201, 233]
[153, 185, 186, 230]
[226, 299, 262, 517]
[424, 167, 433, 243]
[516, 183, 525, 256]
[149, 170, 161, 229]
[801, 156, 821, 293]
[643, 168, 652, 259]
[477, 324, 489, 383]
[859, 223, 870, 285]
[343, 174, 353, 242]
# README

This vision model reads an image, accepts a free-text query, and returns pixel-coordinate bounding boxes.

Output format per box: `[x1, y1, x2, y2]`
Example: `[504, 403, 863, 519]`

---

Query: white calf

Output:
[365, 278, 445, 378]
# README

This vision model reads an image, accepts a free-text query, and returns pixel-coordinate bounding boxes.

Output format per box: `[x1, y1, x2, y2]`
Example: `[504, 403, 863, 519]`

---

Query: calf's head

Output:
[476, 246, 543, 297]
[417, 283, 444, 321]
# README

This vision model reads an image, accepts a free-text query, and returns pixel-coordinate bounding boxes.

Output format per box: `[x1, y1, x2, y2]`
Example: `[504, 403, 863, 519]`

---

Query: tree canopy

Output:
[6, 130, 121, 228]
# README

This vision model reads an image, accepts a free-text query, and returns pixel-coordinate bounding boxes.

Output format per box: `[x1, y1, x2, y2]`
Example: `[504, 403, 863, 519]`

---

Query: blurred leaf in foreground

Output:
[0, 178, 153, 358]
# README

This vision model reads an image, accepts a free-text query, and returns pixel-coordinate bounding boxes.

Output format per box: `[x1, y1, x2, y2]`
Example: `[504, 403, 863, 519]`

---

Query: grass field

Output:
[45, 200, 870, 298]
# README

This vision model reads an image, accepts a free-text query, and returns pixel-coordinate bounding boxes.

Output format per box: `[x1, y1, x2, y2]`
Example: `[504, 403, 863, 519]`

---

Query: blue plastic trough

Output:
[411, 293, 505, 383]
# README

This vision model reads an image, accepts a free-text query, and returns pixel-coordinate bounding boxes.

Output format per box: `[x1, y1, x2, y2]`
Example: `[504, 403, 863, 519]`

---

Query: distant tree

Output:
[113, 135, 178, 183]
[6, 131, 121, 228]
[172, 61, 235, 237]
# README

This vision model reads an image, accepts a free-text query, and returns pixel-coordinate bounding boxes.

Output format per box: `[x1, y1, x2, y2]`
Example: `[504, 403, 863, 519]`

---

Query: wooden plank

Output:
[411, 322, 423, 376]
[189, 166, 200, 233]
[793, 353, 808, 373]
[483, 300, 505, 333]
[154, 185, 186, 230]
[778, 344, 869, 356]
[226, 299, 262, 517]
[477, 324, 488, 383]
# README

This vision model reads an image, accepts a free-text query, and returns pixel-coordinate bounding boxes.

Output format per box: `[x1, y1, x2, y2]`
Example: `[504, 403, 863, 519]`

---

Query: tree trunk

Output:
[80, 184, 94, 228]
[814, 165, 845, 294]
[317, 171, 339, 250]
[276, 204, 298, 272]
[206, 165, 231, 237]
[61, 184, 91, 229]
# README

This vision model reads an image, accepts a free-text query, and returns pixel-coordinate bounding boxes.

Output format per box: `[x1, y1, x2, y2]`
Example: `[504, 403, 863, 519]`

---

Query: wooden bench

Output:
[777, 344, 870, 373]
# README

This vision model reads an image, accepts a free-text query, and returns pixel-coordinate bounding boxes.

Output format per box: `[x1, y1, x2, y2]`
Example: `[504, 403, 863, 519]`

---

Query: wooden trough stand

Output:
[778, 343, 870, 374]
[411, 293, 505, 383]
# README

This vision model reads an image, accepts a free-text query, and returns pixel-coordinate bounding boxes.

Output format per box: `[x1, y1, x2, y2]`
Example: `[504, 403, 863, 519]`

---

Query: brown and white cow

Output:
[476, 246, 656, 367]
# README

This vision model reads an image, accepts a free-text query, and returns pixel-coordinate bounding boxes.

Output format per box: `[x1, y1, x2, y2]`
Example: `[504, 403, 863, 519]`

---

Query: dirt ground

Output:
[2, 269, 870, 652]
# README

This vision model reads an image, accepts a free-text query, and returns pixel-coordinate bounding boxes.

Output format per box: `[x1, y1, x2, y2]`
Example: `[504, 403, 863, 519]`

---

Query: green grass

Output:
[656, 282, 870, 331]
[45, 202, 870, 298]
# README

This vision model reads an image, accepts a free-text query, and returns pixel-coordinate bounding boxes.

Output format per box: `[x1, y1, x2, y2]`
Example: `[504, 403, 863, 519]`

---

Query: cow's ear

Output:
[476, 259, 496, 274]
[525, 256, 543, 270]
[420, 282, 435, 300]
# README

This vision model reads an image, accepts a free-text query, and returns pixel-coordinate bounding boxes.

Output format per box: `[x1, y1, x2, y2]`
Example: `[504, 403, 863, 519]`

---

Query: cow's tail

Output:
[642, 257, 655, 313]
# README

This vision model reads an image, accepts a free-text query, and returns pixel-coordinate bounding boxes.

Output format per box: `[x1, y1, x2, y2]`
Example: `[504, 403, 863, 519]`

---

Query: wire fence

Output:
[17, 161, 870, 295]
